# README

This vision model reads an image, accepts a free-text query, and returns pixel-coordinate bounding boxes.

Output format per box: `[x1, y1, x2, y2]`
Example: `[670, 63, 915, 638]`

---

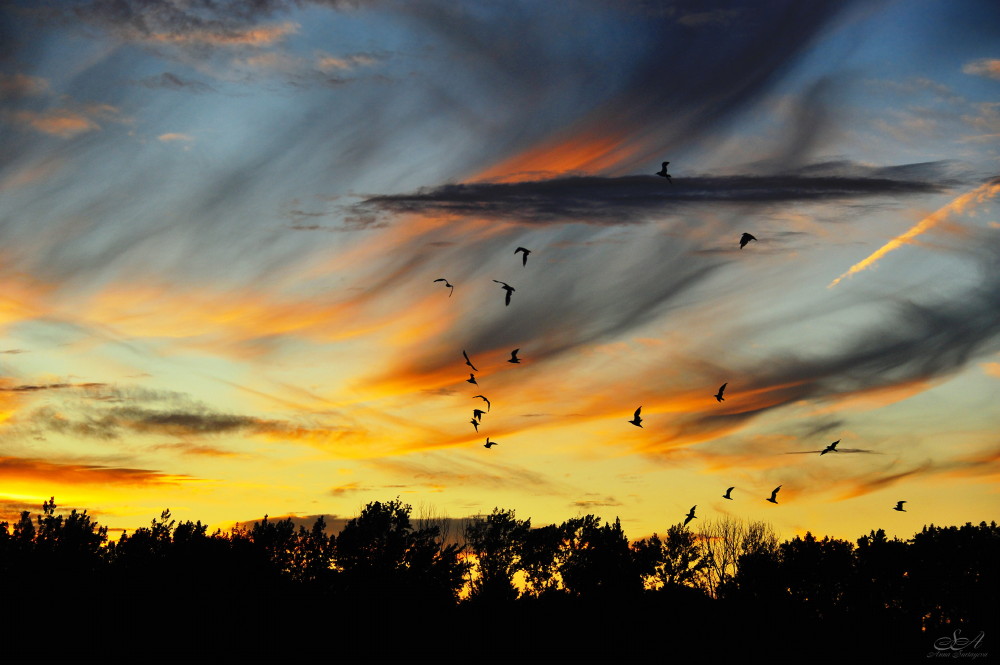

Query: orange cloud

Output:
[157, 132, 193, 142]
[963, 58, 1000, 80]
[473, 129, 643, 182]
[829, 179, 1000, 287]
[11, 109, 99, 138]
[0, 158, 66, 191]
[0, 456, 194, 487]
[0, 72, 49, 97]
[148, 22, 298, 46]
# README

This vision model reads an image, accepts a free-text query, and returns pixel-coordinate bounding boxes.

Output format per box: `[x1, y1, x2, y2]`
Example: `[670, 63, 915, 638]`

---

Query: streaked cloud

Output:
[10, 109, 100, 138]
[315, 52, 379, 72]
[157, 132, 194, 142]
[0, 456, 194, 487]
[135, 72, 215, 93]
[962, 58, 1000, 80]
[356, 165, 947, 227]
[0, 73, 49, 97]
[829, 178, 1000, 287]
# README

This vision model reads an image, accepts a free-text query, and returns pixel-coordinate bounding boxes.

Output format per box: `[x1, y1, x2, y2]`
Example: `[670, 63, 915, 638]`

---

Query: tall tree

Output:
[464, 508, 530, 602]
[335, 499, 468, 603]
[632, 523, 707, 589]
[699, 516, 778, 597]
[558, 516, 642, 599]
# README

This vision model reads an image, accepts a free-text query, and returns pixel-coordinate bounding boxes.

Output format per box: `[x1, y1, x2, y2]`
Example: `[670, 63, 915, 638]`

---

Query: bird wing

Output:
[434, 278, 446, 282]
[662, 162, 669, 169]
[505, 290, 512, 306]
[634, 406, 642, 419]
[719, 383, 727, 394]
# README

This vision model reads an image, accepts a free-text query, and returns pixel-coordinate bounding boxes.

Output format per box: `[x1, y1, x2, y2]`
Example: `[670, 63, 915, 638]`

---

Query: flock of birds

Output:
[433, 161, 907, 528]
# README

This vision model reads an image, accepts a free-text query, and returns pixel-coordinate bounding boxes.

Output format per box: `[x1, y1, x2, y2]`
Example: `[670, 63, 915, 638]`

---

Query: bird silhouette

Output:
[514, 247, 531, 266]
[628, 406, 643, 428]
[739, 233, 757, 249]
[714, 383, 727, 402]
[467, 373, 478, 385]
[474, 395, 491, 411]
[893, 501, 907, 512]
[766, 485, 782, 504]
[484, 437, 498, 449]
[472, 408, 486, 421]
[470, 419, 479, 432]
[683, 505, 697, 526]
[463, 350, 477, 371]
[433, 278, 454, 296]
[820, 440, 840, 455]
[508, 348, 520, 364]
[492, 280, 515, 306]
[723, 486, 734, 500]
[655, 161, 672, 184]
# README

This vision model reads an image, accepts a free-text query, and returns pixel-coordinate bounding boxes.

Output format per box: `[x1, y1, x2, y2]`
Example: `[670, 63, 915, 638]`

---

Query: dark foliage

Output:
[0, 499, 994, 661]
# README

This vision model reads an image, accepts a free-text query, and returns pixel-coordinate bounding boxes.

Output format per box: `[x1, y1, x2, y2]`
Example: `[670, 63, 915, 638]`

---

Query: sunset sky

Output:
[1, 0, 998, 543]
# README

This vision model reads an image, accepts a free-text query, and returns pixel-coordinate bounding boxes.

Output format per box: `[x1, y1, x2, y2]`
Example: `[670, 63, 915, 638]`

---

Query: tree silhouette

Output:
[334, 498, 468, 604]
[632, 523, 708, 589]
[519, 523, 563, 597]
[1, 497, 994, 660]
[907, 521, 999, 634]
[778, 531, 855, 619]
[558, 515, 641, 599]
[464, 507, 530, 602]
[699, 515, 777, 597]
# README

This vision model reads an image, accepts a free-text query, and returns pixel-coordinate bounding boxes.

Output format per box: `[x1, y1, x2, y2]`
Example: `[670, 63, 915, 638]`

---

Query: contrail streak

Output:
[828, 178, 1000, 288]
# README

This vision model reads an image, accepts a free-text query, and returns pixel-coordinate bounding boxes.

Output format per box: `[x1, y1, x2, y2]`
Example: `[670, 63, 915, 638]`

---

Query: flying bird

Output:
[467, 373, 478, 385]
[484, 437, 498, 449]
[766, 485, 782, 504]
[683, 505, 697, 526]
[655, 161, 672, 183]
[492, 280, 515, 306]
[474, 395, 491, 411]
[470, 419, 479, 432]
[472, 408, 486, 421]
[433, 278, 454, 296]
[714, 383, 727, 402]
[893, 501, 907, 512]
[820, 440, 840, 455]
[628, 406, 643, 428]
[514, 247, 531, 266]
[463, 350, 477, 371]
[739, 233, 757, 249]
[723, 487, 734, 500]
[507, 348, 520, 364]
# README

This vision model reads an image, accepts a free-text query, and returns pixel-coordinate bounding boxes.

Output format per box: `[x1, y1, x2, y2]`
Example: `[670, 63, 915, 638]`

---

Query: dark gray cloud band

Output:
[354, 166, 946, 226]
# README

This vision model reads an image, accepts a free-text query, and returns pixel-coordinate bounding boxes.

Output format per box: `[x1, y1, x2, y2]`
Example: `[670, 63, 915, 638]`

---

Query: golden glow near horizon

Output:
[0, 1, 998, 545]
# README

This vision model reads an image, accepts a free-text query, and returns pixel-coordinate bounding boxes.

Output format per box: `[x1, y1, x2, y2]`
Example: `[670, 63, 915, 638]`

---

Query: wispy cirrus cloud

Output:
[962, 58, 1000, 80]
[0, 73, 49, 97]
[0, 455, 195, 487]
[157, 132, 194, 142]
[354, 164, 947, 228]
[135, 72, 216, 93]
[829, 177, 1000, 287]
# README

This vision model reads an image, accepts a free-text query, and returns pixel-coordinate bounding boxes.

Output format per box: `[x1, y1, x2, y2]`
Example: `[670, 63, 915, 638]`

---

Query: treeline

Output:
[1, 498, 995, 661]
